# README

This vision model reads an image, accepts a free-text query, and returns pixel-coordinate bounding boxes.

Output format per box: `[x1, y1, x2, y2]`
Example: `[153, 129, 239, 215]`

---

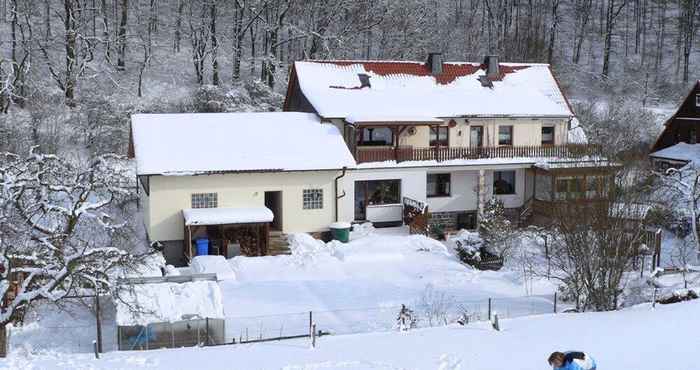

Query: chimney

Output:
[426, 52, 443, 76]
[484, 55, 500, 79]
[358, 73, 371, 88]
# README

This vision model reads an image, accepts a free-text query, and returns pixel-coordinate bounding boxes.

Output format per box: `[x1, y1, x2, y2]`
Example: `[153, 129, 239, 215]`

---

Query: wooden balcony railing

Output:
[355, 144, 602, 164]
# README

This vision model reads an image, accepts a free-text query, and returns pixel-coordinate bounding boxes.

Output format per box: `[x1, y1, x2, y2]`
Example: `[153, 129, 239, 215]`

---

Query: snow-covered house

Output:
[284, 54, 608, 229]
[649, 81, 700, 170]
[130, 112, 355, 265]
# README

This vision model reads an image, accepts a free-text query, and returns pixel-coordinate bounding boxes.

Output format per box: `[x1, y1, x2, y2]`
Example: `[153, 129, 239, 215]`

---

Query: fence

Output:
[16, 293, 567, 354]
[223, 294, 564, 343]
[355, 144, 602, 163]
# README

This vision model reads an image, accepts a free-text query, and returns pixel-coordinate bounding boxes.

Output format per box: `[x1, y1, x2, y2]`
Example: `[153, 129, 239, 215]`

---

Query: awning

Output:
[182, 207, 274, 226]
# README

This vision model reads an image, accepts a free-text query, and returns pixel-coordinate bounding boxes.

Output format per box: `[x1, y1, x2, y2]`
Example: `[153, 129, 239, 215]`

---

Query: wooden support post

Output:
[553, 292, 558, 313]
[93, 340, 99, 359]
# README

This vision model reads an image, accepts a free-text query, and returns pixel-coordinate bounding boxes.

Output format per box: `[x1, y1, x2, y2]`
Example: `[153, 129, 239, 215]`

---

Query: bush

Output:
[478, 198, 513, 257]
[449, 230, 484, 267]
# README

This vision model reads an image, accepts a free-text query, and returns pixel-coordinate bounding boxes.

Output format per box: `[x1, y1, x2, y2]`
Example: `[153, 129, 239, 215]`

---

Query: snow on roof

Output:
[116, 280, 224, 326]
[131, 112, 356, 175]
[649, 143, 700, 164]
[293, 61, 573, 118]
[534, 159, 618, 170]
[183, 207, 274, 226]
[345, 114, 443, 124]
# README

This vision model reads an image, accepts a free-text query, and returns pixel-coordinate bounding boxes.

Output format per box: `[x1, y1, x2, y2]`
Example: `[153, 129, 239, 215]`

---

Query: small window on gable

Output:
[696, 94, 700, 108]
[303, 189, 323, 209]
[191, 193, 217, 208]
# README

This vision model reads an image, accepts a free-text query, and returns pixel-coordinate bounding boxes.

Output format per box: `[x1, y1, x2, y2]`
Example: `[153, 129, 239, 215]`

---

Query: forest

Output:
[0, 0, 698, 157]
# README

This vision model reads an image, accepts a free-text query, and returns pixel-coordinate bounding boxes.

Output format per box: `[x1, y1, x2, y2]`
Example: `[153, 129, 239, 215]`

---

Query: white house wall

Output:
[339, 166, 530, 224]
[147, 171, 340, 242]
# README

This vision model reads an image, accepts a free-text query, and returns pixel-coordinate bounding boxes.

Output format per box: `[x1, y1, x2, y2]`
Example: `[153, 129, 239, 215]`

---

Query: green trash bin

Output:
[329, 222, 352, 243]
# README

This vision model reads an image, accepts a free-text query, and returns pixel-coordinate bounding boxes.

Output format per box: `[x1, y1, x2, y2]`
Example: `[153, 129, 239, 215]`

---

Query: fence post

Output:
[93, 340, 99, 359]
[487, 298, 492, 320]
[311, 323, 317, 348]
[309, 311, 312, 337]
[0, 324, 6, 358]
[553, 292, 558, 313]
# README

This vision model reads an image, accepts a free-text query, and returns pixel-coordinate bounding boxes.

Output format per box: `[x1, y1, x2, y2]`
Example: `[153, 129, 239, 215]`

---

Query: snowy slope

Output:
[5, 299, 698, 370]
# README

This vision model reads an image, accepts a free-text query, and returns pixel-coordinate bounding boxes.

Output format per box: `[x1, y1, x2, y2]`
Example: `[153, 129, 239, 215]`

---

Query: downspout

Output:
[334, 166, 348, 222]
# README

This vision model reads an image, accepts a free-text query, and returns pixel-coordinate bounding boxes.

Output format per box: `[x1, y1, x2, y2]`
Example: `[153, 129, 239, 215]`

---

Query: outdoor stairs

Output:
[268, 231, 291, 256]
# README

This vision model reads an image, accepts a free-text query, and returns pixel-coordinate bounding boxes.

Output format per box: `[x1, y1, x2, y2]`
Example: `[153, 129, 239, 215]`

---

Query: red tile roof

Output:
[312, 60, 529, 85]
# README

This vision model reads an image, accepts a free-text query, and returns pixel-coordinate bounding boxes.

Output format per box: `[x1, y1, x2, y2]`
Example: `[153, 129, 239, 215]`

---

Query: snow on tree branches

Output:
[0, 149, 140, 325]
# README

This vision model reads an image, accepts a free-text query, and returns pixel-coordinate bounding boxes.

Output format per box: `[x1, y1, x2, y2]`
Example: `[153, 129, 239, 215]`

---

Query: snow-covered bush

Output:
[656, 288, 699, 304]
[478, 198, 514, 258]
[449, 230, 484, 267]
[189, 80, 284, 113]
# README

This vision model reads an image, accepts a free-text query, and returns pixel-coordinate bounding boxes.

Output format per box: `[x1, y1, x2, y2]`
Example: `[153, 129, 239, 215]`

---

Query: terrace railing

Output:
[355, 144, 602, 164]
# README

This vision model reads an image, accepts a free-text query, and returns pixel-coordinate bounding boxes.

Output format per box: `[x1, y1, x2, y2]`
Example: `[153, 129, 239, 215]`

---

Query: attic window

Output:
[696, 94, 700, 107]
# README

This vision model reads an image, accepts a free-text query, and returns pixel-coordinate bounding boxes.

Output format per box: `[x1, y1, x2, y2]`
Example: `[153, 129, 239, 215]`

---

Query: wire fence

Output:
[224, 294, 563, 343]
[13, 293, 566, 354]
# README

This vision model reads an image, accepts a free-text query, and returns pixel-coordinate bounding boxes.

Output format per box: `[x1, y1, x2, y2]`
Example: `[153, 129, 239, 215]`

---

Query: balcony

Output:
[355, 144, 603, 164]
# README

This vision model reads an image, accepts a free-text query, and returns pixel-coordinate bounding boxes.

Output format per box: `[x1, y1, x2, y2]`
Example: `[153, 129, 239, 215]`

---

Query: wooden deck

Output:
[355, 144, 602, 164]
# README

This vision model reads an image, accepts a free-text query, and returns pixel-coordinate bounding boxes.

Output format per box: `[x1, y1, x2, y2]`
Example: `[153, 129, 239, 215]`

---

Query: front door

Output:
[264, 191, 282, 230]
[470, 126, 483, 148]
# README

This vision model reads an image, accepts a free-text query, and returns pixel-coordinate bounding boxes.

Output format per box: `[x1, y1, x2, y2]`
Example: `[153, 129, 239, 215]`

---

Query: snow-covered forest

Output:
[0, 0, 698, 157]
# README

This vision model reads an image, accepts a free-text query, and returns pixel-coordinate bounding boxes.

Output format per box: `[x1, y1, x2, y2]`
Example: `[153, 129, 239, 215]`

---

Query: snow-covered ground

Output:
[4, 299, 697, 370]
[11, 228, 560, 355]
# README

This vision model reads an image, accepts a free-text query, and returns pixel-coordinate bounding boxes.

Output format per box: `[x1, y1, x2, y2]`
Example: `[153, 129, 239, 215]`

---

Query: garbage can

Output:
[195, 238, 209, 256]
[329, 222, 352, 243]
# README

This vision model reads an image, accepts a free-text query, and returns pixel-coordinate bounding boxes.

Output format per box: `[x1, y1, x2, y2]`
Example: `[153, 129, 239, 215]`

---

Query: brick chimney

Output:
[426, 52, 443, 76]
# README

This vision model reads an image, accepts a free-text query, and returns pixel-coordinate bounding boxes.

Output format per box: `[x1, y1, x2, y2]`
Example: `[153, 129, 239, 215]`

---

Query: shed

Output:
[115, 279, 225, 350]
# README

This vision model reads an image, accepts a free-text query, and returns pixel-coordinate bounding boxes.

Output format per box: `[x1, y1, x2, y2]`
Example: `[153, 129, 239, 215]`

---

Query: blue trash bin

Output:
[195, 239, 209, 256]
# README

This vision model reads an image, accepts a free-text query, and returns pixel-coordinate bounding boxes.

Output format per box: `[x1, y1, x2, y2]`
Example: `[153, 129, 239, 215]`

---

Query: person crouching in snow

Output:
[548, 351, 596, 370]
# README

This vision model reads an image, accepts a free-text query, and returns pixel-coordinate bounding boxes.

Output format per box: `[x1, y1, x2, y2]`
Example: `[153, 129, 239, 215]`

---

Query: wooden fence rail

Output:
[356, 144, 602, 164]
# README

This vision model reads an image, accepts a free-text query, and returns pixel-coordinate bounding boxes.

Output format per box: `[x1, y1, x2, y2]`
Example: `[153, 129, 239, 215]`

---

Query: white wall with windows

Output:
[426, 170, 479, 213]
[145, 171, 339, 242]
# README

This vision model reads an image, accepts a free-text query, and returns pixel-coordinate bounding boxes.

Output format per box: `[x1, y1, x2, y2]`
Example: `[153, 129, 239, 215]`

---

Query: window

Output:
[357, 179, 401, 205]
[555, 177, 585, 199]
[191, 193, 217, 208]
[696, 94, 700, 108]
[303, 189, 323, 209]
[430, 127, 449, 147]
[493, 171, 516, 195]
[541, 126, 555, 145]
[498, 126, 513, 145]
[427, 173, 451, 197]
[358, 127, 394, 146]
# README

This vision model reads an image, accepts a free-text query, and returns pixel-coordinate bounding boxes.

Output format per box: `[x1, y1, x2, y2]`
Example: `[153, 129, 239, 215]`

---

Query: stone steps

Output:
[268, 231, 291, 256]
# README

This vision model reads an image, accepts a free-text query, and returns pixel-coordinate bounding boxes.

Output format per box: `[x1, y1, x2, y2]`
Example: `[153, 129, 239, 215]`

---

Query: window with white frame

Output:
[191, 193, 217, 208]
[303, 189, 323, 209]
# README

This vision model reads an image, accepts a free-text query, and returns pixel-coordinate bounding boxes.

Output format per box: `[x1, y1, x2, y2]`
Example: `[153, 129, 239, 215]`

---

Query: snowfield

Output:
[4, 299, 698, 370]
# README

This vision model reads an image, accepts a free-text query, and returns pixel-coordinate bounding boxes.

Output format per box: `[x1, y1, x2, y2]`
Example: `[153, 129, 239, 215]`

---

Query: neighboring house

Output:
[650, 81, 700, 170]
[130, 112, 355, 265]
[131, 54, 613, 266]
[284, 54, 608, 229]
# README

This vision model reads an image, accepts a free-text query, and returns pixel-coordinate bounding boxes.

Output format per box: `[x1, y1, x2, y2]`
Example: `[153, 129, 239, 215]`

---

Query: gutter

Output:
[334, 167, 348, 222]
